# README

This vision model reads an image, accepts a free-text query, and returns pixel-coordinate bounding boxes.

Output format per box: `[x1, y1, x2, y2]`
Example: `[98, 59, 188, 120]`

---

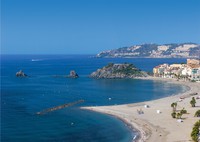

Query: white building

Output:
[181, 67, 192, 76]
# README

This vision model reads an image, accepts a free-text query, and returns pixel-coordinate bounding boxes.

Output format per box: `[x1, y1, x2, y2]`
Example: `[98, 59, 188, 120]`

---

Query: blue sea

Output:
[1, 55, 188, 142]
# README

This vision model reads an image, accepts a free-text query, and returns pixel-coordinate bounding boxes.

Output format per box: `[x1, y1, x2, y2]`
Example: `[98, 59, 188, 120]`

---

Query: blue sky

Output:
[1, 0, 200, 54]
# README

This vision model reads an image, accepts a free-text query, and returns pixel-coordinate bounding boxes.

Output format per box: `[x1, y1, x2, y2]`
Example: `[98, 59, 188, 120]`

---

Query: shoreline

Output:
[82, 77, 200, 142]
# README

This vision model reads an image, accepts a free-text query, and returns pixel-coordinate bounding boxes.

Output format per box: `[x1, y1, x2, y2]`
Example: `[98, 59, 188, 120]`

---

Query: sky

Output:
[1, 0, 200, 54]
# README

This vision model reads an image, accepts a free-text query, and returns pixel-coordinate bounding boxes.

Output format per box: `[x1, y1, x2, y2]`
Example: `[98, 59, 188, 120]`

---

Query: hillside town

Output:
[153, 59, 200, 82]
[96, 43, 200, 58]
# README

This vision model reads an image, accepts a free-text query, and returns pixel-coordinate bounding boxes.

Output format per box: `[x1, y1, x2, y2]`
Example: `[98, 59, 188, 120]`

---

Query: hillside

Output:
[90, 63, 148, 79]
[96, 43, 200, 58]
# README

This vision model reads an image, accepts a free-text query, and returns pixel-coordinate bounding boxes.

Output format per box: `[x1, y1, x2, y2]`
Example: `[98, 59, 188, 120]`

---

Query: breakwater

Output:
[36, 100, 84, 115]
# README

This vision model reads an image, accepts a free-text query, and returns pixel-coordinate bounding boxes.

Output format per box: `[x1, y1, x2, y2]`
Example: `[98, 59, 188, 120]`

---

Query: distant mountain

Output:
[96, 43, 200, 58]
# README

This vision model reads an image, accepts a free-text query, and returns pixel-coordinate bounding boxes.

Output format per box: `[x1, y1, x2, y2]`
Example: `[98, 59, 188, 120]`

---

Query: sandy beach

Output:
[82, 78, 200, 142]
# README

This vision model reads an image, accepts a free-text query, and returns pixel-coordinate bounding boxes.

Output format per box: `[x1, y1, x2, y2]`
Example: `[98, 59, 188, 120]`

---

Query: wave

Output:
[31, 59, 43, 62]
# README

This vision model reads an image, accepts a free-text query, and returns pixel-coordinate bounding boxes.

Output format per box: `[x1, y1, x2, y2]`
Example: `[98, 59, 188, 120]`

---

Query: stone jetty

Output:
[36, 100, 84, 115]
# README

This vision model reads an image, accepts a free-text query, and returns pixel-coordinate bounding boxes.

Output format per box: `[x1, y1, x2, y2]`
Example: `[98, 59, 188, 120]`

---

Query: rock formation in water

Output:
[16, 70, 28, 77]
[69, 70, 79, 78]
[90, 63, 148, 79]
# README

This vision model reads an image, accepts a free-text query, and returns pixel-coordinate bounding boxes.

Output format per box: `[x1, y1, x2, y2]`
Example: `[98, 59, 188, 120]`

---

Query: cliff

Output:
[90, 63, 148, 79]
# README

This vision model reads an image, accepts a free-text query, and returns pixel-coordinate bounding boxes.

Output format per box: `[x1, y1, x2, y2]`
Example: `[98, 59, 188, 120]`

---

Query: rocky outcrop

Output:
[90, 63, 148, 79]
[16, 70, 28, 77]
[52, 70, 79, 78]
[69, 70, 79, 78]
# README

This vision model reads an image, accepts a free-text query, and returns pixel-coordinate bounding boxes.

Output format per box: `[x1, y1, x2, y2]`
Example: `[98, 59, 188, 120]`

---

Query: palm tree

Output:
[171, 102, 177, 112]
[190, 97, 196, 107]
[171, 112, 176, 118]
[180, 108, 187, 114]
[194, 110, 200, 117]
[191, 120, 200, 142]
[176, 112, 182, 119]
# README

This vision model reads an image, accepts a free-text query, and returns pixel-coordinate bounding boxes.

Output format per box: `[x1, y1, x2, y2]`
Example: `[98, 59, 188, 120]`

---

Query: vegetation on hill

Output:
[90, 63, 148, 79]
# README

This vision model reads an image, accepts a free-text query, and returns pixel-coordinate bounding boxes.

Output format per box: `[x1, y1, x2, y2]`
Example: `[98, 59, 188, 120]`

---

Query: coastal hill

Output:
[96, 43, 200, 58]
[90, 63, 148, 79]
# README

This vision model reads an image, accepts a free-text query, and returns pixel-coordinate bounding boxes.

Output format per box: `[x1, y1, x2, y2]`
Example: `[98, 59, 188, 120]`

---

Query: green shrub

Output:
[171, 112, 176, 118]
[194, 110, 200, 117]
[176, 112, 182, 119]
[180, 108, 187, 114]
[190, 97, 196, 107]
[191, 120, 200, 142]
[171, 102, 177, 112]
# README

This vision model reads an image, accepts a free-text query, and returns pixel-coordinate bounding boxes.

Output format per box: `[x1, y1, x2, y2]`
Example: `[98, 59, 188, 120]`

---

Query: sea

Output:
[1, 55, 189, 142]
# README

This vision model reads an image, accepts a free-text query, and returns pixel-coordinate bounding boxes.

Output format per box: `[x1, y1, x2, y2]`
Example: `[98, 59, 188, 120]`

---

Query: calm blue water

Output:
[1, 55, 188, 142]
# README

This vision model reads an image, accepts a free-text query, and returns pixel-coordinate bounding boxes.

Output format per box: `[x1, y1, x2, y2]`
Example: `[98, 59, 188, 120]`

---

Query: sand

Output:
[82, 77, 200, 142]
